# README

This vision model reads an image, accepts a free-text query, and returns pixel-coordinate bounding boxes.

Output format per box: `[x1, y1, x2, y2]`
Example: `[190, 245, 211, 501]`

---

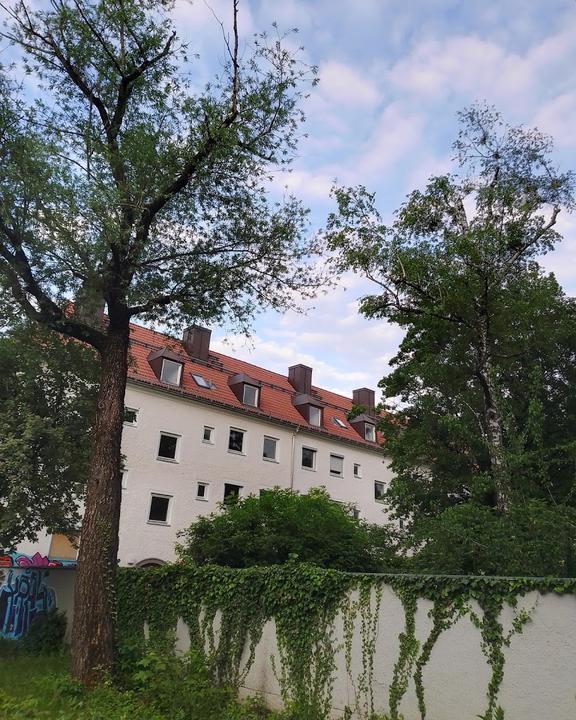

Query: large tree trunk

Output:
[476, 325, 511, 513]
[71, 319, 129, 685]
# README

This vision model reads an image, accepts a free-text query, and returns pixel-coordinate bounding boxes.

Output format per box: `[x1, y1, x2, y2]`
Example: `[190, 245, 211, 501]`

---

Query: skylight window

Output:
[332, 417, 347, 429]
[192, 373, 211, 389]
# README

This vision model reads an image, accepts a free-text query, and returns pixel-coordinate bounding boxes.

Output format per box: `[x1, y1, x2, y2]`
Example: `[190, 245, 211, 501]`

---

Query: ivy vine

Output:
[116, 565, 576, 720]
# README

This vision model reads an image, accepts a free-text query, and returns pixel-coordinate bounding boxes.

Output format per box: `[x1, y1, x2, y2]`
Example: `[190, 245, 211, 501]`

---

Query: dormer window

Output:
[160, 358, 182, 386]
[365, 423, 376, 442]
[228, 373, 262, 407]
[242, 384, 259, 407]
[309, 405, 322, 427]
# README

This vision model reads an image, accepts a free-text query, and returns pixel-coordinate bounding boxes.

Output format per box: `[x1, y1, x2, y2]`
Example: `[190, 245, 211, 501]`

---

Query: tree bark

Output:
[476, 325, 511, 513]
[71, 319, 129, 685]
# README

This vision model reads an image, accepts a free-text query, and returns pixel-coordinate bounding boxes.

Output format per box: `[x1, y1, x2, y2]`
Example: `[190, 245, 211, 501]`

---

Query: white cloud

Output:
[533, 92, 576, 148]
[318, 61, 380, 109]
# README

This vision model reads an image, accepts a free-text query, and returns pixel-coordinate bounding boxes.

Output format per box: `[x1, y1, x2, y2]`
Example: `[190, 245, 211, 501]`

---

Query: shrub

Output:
[20, 607, 67, 654]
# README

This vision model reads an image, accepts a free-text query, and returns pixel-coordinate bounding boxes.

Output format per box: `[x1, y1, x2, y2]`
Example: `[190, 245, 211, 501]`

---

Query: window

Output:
[365, 423, 376, 442]
[353, 463, 362, 478]
[160, 358, 182, 386]
[352, 507, 360, 520]
[309, 405, 322, 427]
[224, 483, 242, 503]
[157, 432, 178, 461]
[123, 407, 138, 426]
[332, 416, 347, 429]
[148, 494, 171, 524]
[121, 471, 128, 489]
[228, 428, 245, 453]
[330, 454, 344, 477]
[203, 426, 214, 444]
[301, 446, 316, 470]
[192, 373, 211, 389]
[263, 436, 278, 461]
[196, 482, 209, 500]
[242, 384, 259, 407]
[374, 481, 385, 502]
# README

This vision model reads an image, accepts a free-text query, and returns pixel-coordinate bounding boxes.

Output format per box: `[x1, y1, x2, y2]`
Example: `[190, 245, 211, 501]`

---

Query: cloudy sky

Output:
[169, 0, 576, 398]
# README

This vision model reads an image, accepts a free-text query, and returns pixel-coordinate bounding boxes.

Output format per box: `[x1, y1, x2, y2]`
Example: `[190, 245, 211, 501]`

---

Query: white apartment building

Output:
[20, 323, 394, 567]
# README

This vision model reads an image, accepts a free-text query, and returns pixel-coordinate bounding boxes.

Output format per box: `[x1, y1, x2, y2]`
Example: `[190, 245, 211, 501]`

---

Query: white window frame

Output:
[147, 493, 172, 525]
[223, 482, 243, 502]
[330, 454, 344, 477]
[121, 469, 128, 489]
[196, 482, 209, 501]
[353, 463, 362, 479]
[228, 427, 246, 455]
[160, 358, 182, 386]
[309, 405, 322, 427]
[365, 423, 376, 442]
[123, 407, 139, 426]
[157, 432, 180, 463]
[375, 481, 386, 502]
[242, 384, 259, 407]
[262, 436, 279, 462]
[301, 446, 317, 471]
[202, 426, 215, 444]
[192, 373, 211, 389]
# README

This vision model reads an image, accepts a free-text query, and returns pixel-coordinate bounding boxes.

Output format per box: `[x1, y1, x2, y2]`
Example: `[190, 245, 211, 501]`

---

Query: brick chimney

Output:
[288, 364, 313, 394]
[352, 388, 375, 414]
[182, 325, 211, 361]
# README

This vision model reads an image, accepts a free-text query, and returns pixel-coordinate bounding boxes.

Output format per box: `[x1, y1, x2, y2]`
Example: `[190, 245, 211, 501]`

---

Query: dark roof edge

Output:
[126, 376, 387, 456]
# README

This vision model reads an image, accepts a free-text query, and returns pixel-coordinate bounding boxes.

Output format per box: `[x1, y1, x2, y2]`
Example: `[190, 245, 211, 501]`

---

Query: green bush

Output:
[20, 607, 67, 655]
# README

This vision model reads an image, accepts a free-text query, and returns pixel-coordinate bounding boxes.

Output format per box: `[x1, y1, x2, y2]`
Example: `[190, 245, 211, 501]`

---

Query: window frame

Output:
[147, 493, 172, 525]
[228, 427, 246, 455]
[301, 446, 317, 471]
[160, 358, 183, 386]
[242, 383, 260, 407]
[353, 463, 362, 479]
[196, 482, 209, 501]
[192, 373, 211, 389]
[329, 454, 344, 477]
[262, 436, 279, 462]
[374, 481, 386, 502]
[309, 405, 322, 427]
[365, 423, 376, 442]
[202, 426, 215, 444]
[223, 482, 243, 503]
[123, 407, 139, 426]
[157, 432, 180, 463]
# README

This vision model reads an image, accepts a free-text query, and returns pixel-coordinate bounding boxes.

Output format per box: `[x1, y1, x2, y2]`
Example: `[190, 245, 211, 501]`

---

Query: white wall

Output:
[172, 585, 576, 720]
[119, 383, 393, 566]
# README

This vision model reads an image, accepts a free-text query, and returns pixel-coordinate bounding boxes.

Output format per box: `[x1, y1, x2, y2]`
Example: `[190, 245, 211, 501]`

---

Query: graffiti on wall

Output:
[0, 552, 74, 640]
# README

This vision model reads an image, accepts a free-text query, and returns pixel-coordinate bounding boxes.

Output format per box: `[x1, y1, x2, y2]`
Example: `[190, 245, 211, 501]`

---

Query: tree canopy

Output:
[326, 105, 576, 575]
[0, 320, 98, 549]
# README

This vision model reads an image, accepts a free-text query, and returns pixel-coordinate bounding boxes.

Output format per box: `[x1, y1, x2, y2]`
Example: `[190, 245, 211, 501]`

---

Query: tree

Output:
[326, 106, 576, 571]
[327, 106, 574, 512]
[177, 488, 400, 573]
[0, 320, 98, 549]
[0, 0, 321, 682]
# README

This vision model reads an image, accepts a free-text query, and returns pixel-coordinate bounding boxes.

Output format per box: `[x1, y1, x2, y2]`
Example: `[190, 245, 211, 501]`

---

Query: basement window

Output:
[160, 358, 182, 386]
[148, 494, 171, 524]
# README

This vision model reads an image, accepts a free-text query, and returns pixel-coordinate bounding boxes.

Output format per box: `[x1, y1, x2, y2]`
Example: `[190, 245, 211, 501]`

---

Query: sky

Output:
[4, 0, 576, 398]
[165, 0, 576, 398]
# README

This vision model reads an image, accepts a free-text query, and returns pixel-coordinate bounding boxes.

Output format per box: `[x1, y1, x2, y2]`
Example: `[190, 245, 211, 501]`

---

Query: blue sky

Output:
[5, 0, 576, 398]
[185, 0, 576, 398]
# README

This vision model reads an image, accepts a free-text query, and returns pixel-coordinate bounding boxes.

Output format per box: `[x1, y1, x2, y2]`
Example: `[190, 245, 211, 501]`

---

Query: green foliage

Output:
[177, 488, 390, 573]
[326, 103, 576, 569]
[0, 321, 98, 547]
[117, 563, 576, 720]
[19, 608, 67, 655]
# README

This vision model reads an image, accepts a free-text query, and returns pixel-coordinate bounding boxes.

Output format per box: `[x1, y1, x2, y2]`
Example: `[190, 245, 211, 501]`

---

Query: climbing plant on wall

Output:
[117, 564, 576, 720]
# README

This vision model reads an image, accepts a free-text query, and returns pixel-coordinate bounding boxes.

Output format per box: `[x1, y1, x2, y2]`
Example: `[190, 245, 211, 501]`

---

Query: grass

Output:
[0, 648, 278, 720]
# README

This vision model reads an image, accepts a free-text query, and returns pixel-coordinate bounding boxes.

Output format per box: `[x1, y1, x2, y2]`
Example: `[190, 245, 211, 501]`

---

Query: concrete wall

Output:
[173, 584, 576, 720]
[120, 383, 393, 566]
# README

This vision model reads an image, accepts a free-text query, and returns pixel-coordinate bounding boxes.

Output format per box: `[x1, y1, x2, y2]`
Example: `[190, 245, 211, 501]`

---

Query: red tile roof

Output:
[127, 322, 385, 452]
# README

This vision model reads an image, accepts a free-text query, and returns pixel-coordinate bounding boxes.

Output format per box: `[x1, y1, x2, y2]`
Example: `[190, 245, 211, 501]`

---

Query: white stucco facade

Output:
[119, 381, 394, 566]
